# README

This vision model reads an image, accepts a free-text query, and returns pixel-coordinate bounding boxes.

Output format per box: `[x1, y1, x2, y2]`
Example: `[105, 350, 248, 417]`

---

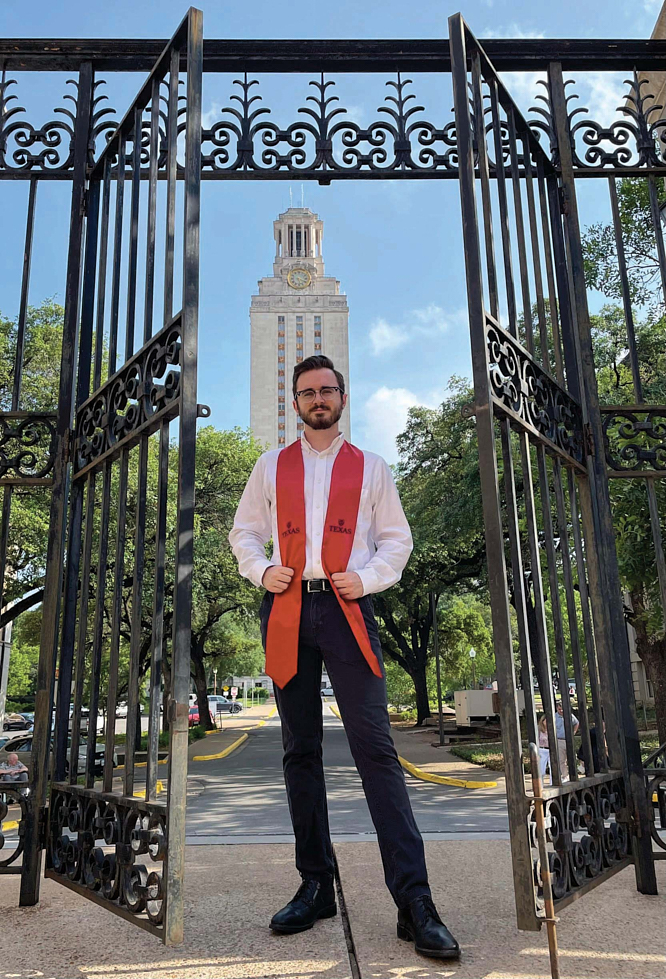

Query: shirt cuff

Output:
[249, 558, 274, 589]
[355, 567, 381, 597]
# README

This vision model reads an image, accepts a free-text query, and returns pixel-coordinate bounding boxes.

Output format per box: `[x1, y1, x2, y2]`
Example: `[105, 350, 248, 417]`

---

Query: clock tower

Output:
[250, 206, 351, 450]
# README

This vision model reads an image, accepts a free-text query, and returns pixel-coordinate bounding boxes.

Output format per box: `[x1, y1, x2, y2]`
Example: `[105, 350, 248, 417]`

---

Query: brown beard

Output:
[297, 401, 344, 430]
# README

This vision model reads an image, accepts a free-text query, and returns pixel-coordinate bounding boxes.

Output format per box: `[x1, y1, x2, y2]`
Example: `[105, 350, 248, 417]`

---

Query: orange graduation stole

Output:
[265, 438, 383, 688]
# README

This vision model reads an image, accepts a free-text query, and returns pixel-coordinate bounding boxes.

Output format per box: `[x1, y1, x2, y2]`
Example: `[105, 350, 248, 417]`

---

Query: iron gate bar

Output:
[6, 37, 666, 73]
[19, 59, 94, 907]
[164, 7, 202, 945]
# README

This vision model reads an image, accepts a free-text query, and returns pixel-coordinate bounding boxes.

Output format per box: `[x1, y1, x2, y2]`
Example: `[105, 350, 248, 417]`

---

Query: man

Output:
[555, 701, 579, 781]
[0, 752, 28, 782]
[230, 355, 459, 960]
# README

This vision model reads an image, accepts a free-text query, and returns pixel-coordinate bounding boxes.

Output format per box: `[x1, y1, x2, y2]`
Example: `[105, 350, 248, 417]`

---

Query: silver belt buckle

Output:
[307, 579, 323, 593]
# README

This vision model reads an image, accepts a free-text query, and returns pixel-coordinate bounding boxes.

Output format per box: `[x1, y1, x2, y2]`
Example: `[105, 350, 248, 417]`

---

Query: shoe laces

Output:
[294, 879, 320, 907]
[413, 895, 443, 925]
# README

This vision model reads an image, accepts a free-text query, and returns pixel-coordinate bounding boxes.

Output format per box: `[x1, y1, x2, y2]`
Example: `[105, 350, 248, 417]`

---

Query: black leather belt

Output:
[303, 578, 333, 593]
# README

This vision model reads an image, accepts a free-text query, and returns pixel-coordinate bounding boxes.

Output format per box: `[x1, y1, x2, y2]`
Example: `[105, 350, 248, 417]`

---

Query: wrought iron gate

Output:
[449, 14, 659, 929]
[13, 8, 203, 944]
[0, 9, 663, 947]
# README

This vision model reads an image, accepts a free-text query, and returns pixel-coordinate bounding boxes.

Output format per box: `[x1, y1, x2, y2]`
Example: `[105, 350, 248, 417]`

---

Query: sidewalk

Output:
[0, 844, 663, 978]
[390, 721, 505, 793]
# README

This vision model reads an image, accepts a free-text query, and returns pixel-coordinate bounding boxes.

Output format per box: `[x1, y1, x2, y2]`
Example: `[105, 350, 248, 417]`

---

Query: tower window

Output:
[296, 330, 303, 337]
[314, 315, 321, 327]
[278, 436, 285, 445]
[296, 228, 302, 256]
[278, 369, 285, 377]
[296, 315, 303, 326]
[278, 356, 285, 364]
[278, 342, 285, 350]
[314, 343, 321, 351]
[296, 356, 303, 363]
[314, 330, 321, 337]
[278, 315, 285, 326]
[278, 383, 285, 391]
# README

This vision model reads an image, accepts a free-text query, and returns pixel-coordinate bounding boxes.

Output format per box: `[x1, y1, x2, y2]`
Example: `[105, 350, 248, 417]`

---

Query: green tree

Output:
[583, 178, 666, 741]
[374, 379, 488, 725]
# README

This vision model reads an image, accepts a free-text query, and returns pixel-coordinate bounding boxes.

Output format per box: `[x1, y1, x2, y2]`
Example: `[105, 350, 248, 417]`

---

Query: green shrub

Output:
[189, 725, 207, 742]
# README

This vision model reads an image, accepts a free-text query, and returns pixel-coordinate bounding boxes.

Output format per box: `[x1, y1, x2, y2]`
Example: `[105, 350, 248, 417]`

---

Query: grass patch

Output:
[451, 735, 662, 773]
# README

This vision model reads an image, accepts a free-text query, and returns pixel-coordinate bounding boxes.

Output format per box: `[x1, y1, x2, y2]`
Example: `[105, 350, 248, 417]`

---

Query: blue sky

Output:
[0, 0, 661, 460]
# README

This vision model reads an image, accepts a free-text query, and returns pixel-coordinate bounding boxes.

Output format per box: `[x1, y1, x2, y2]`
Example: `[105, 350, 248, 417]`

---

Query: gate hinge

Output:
[63, 428, 75, 464]
[197, 404, 211, 419]
[38, 804, 49, 849]
[460, 401, 476, 420]
[558, 186, 569, 216]
[583, 422, 595, 458]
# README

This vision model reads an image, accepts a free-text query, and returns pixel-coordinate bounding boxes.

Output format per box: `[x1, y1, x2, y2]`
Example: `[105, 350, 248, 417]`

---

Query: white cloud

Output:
[369, 318, 409, 355]
[359, 386, 442, 463]
[481, 24, 546, 40]
[368, 305, 467, 356]
[202, 102, 224, 130]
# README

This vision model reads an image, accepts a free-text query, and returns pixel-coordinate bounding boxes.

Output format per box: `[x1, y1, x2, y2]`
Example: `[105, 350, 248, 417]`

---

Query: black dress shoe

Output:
[270, 877, 337, 934]
[397, 895, 460, 959]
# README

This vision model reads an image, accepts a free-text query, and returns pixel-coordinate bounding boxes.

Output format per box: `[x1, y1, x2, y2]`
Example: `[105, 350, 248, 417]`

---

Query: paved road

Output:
[185, 704, 509, 842]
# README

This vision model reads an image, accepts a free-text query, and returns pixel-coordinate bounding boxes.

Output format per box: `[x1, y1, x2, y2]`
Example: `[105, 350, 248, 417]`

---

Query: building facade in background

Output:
[250, 207, 351, 449]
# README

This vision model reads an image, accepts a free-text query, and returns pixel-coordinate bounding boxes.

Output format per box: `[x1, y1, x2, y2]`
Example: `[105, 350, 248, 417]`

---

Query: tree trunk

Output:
[411, 666, 431, 726]
[640, 642, 666, 746]
[191, 647, 214, 731]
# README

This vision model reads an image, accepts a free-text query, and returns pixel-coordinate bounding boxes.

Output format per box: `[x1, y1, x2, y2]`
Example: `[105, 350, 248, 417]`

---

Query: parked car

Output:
[2, 713, 32, 732]
[188, 706, 209, 727]
[207, 695, 243, 715]
[115, 702, 129, 718]
[320, 687, 334, 698]
[0, 733, 117, 777]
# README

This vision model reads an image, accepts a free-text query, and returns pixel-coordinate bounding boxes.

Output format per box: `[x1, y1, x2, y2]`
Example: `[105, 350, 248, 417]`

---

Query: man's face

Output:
[293, 367, 347, 431]
[7, 753, 18, 765]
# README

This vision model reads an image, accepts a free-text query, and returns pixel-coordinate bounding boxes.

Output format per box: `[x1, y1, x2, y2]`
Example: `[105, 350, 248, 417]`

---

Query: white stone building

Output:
[250, 207, 351, 450]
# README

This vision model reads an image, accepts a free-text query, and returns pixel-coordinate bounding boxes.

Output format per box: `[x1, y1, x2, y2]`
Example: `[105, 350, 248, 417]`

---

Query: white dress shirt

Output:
[229, 433, 413, 596]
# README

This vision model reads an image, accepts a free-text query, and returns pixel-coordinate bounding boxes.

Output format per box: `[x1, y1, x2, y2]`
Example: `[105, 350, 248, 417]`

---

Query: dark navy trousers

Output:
[260, 588, 431, 909]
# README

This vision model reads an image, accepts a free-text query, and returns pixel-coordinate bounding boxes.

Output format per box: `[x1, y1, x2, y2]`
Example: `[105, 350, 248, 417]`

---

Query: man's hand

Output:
[262, 566, 295, 593]
[331, 571, 364, 600]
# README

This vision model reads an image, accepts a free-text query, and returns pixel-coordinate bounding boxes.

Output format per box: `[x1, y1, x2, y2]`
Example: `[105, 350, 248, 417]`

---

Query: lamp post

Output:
[469, 647, 477, 689]
[430, 592, 445, 747]
[213, 667, 217, 696]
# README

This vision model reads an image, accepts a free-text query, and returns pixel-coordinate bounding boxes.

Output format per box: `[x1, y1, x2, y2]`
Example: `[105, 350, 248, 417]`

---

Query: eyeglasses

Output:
[295, 386, 342, 403]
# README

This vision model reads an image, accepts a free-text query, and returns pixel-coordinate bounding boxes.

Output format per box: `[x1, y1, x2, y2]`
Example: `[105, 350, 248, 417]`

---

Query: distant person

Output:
[230, 355, 459, 960]
[0, 752, 28, 783]
[555, 701, 579, 781]
[537, 715, 550, 782]
[577, 723, 607, 774]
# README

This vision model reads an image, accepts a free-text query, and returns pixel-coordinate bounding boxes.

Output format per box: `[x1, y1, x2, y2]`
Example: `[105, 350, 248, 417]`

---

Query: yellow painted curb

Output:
[133, 780, 165, 800]
[192, 733, 248, 762]
[1, 819, 19, 832]
[205, 705, 278, 735]
[116, 758, 168, 771]
[398, 754, 497, 790]
[329, 703, 496, 790]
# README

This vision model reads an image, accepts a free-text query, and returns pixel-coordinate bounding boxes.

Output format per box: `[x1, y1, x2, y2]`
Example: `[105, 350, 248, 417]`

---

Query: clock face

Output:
[287, 268, 312, 290]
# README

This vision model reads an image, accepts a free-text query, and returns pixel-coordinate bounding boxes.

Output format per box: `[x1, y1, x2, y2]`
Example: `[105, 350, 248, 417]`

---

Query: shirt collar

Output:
[300, 431, 345, 458]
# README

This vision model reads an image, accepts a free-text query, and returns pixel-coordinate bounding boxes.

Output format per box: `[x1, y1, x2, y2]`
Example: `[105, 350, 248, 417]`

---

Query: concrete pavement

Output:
[0, 844, 662, 978]
[185, 704, 510, 843]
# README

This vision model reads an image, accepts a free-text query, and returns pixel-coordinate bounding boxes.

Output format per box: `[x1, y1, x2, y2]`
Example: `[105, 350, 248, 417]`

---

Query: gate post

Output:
[19, 61, 95, 907]
[163, 6, 203, 947]
[449, 14, 539, 930]
[548, 61, 658, 896]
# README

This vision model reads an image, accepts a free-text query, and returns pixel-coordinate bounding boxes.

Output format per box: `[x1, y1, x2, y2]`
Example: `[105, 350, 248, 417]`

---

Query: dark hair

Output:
[292, 355, 346, 398]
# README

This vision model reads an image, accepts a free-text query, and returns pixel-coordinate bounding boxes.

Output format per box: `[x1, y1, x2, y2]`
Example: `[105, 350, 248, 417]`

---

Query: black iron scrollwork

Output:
[48, 786, 166, 928]
[529, 776, 630, 909]
[0, 784, 29, 873]
[75, 315, 182, 474]
[0, 73, 79, 174]
[486, 316, 585, 466]
[0, 412, 57, 482]
[201, 72, 459, 178]
[601, 406, 666, 475]
[530, 72, 666, 171]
